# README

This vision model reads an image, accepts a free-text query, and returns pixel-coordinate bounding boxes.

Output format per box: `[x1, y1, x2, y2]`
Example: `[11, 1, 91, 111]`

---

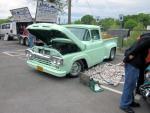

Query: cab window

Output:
[2, 25, 6, 29]
[83, 30, 91, 41]
[6, 24, 10, 29]
[91, 30, 100, 40]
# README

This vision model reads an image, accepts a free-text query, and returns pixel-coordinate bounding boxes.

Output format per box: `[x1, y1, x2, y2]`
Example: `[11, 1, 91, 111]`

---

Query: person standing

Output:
[120, 36, 150, 113]
[22, 26, 34, 48]
[136, 33, 150, 94]
[28, 33, 35, 48]
[136, 49, 150, 94]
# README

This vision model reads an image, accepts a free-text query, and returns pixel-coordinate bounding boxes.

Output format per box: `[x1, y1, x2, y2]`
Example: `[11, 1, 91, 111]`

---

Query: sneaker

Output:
[120, 107, 135, 113]
[130, 102, 140, 107]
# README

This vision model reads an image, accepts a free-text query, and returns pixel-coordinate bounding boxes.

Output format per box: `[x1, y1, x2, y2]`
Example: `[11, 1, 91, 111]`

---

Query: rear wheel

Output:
[109, 48, 116, 60]
[69, 61, 84, 77]
[20, 38, 24, 45]
[25, 38, 29, 46]
[8, 35, 13, 41]
[4, 34, 8, 41]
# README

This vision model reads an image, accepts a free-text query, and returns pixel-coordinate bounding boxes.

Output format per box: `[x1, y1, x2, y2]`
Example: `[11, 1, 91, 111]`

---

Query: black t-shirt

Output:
[123, 36, 150, 68]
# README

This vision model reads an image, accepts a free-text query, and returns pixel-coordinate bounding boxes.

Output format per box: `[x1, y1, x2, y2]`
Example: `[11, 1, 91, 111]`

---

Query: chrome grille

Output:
[33, 57, 51, 66]
[34, 49, 51, 65]
[38, 49, 50, 55]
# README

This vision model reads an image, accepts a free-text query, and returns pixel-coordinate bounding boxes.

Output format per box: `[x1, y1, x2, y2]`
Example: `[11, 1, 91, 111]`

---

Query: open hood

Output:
[27, 23, 85, 50]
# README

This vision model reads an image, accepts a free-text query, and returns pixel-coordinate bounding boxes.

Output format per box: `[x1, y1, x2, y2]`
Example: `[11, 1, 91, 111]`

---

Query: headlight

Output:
[25, 50, 31, 57]
[25, 49, 33, 60]
[50, 56, 63, 66]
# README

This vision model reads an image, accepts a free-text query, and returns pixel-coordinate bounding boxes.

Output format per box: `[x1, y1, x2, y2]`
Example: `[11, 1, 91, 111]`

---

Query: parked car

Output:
[25, 23, 118, 77]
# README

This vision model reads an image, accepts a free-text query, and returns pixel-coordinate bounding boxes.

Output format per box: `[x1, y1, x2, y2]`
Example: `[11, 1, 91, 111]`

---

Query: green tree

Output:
[81, 15, 95, 24]
[0, 16, 11, 24]
[0, 19, 9, 24]
[133, 23, 145, 31]
[110, 23, 120, 29]
[98, 18, 119, 31]
[124, 19, 138, 30]
[124, 13, 150, 28]
[138, 13, 150, 28]
[74, 19, 82, 24]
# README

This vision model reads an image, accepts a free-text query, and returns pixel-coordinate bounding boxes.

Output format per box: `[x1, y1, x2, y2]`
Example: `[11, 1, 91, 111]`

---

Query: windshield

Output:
[66, 27, 90, 41]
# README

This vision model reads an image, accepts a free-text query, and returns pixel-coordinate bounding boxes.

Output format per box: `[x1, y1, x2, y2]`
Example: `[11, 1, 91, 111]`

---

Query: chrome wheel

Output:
[70, 61, 82, 77]
[109, 48, 116, 60]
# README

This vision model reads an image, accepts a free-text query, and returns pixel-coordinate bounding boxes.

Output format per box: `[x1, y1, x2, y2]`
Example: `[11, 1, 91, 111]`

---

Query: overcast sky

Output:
[0, 0, 150, 23]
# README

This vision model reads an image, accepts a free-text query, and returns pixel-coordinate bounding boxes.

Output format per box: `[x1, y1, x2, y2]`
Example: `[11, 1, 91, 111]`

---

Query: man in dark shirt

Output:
[136, 33, 150, 94]
[120, 35, 150, 113]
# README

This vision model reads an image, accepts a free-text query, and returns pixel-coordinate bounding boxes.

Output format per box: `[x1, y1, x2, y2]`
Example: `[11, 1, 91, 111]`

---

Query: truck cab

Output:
[0, 22, 16, 40]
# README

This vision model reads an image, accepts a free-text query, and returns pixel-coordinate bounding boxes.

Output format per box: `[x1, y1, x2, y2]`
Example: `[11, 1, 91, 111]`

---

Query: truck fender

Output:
[69, 55, 90, 70]
[105, 43, 117, 59]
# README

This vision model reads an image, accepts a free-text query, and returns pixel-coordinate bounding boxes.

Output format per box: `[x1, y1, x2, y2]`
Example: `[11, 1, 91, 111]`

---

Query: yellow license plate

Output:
[37, 66, 43, 72]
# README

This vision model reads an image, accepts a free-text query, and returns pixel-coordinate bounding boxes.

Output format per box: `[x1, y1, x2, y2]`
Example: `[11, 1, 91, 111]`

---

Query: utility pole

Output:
[68, 0, 71, 24]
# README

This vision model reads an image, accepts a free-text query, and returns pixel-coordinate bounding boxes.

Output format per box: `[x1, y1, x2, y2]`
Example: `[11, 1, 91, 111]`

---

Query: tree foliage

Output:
[0, 17, 11, 24]
[98, 18, 119, 30]
[73, 13, 150, 31]
[73, 15, 120, 30]
[0, 19, 9, 24]
[81, 15, 95, 24]
[74, 19, 82, 24]
[124, 13, 150, 28]
[133, 23, 145, 31]
[124, 19, 138, 30]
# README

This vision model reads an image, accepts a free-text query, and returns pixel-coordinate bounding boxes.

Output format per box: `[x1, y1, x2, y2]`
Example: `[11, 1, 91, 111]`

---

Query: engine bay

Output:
[51, 41, 80, 55]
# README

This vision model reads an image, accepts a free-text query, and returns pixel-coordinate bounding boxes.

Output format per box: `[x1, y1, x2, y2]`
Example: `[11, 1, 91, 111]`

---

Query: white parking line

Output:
[2, 52, 14, 56]
[101, 85, 141, 101]
[1, 45, 17, 47]
[16, 49, 25, 51]
[2, 49, 25, 56]
[101, 85, 122, 95]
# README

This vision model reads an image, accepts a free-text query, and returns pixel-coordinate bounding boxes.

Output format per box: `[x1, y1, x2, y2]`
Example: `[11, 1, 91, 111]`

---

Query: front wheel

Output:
[109, 48, 116, 60]
[69, 61, 84, 77]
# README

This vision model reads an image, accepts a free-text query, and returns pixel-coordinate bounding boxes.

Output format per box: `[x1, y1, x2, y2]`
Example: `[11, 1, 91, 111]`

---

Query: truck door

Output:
[87, 29, 106, 65]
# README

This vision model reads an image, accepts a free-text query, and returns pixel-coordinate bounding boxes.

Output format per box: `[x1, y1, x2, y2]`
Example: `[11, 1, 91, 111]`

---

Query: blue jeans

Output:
[28, 34, 34, 48]
[120, 63, 139, 108]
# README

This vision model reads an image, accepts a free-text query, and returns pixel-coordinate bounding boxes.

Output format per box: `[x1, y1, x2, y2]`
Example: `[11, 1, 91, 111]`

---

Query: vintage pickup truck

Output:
[25, 23, 118, 77]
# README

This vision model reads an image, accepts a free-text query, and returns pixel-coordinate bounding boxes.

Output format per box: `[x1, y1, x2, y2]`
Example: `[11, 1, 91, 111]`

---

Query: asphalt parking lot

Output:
[0, 40, 149, 113]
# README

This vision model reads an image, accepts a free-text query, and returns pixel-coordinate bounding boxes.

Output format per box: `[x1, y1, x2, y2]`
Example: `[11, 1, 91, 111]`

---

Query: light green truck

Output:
[26, 23, 118, 77]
